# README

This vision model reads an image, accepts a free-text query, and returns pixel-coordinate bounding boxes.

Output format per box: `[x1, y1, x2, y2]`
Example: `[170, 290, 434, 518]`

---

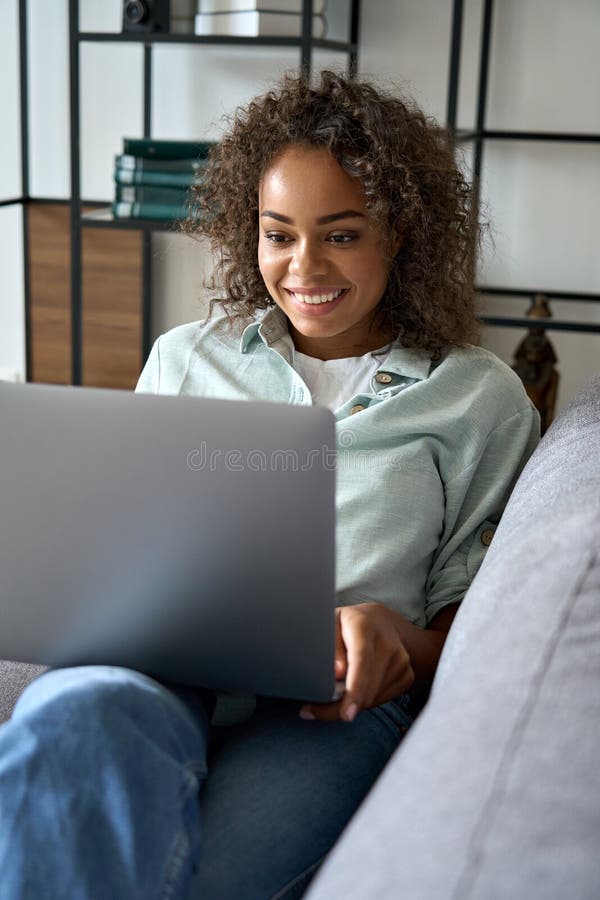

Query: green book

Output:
[122, 138, 215, 160]
[115, 184, 192, 205]
[116, 153, 206, 175]
[111, 200, 190, 221]
[115, 168, 198, 189]
[114, 168, 201, 189]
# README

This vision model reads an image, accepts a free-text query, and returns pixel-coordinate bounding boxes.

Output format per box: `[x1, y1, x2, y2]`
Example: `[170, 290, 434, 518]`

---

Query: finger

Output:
[334, 609, 348, 679]
[299, 612, 351, 722]
[380, 655, 415, 702]
[338, 609, 374, 721]
[299, 700, 344, 722]
[298, 617, 349, 721]
[372, 645, 415, 707]
[386, 641, 415, 691]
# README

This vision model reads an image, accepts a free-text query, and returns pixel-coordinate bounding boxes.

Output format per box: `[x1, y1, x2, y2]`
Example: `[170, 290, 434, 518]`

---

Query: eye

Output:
[264, 231, 292, 245]
[327, 232, 358, 244]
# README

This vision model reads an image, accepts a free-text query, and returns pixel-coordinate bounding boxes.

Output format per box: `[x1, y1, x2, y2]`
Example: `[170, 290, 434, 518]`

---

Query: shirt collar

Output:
[240, 305, 289, 353]
[382, 342, 432, 381]
[241, 307, 432, 381]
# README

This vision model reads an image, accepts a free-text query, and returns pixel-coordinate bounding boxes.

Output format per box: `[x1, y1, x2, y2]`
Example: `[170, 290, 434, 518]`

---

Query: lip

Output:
[284, 287, 349, 316]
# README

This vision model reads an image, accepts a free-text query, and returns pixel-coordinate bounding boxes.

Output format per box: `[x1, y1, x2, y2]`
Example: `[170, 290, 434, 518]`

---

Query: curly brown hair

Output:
[184, 69, 481, 355]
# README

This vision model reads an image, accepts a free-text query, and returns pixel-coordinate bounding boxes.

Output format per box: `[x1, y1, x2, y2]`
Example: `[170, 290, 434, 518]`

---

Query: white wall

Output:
[4, 0, 600, 406]
[0, 205, 25, 381]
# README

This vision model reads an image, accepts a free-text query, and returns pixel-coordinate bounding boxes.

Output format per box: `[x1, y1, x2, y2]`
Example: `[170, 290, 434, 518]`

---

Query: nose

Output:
[288, 237, 328, 278]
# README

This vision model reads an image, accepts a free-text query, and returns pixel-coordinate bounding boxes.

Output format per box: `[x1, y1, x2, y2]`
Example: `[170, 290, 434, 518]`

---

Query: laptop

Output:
[0, 382, 342, 704]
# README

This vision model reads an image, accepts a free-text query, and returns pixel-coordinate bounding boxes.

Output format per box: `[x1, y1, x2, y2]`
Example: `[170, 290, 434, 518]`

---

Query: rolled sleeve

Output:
[135, 337, 161, 394]
[424, 404, 540, 622]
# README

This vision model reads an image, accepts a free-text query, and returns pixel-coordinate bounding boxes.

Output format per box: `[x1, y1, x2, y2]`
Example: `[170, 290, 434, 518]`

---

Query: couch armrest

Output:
[307, 374, 600, 900]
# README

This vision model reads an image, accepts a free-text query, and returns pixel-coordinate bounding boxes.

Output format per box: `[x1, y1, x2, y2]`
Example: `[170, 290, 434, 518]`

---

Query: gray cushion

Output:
[436, 371, 600, 687]
[307, 374, 600, 900]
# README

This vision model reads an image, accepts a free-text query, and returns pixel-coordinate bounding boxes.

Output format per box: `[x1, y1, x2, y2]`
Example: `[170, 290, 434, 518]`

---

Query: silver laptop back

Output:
[0, 382, 337, 702]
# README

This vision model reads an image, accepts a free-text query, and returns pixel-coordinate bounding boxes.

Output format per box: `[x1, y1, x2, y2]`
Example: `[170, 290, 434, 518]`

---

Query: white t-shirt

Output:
[293, 346, 391, 411]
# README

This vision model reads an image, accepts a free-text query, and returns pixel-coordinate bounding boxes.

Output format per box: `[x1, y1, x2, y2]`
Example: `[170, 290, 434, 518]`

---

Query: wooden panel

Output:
[27, 203, 143, 389]
[28, 204, 71, 385]
[82, 227, 142, 389]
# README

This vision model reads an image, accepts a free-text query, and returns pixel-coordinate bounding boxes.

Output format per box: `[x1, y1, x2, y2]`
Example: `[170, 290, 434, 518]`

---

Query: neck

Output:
[290, 321, 393, 362]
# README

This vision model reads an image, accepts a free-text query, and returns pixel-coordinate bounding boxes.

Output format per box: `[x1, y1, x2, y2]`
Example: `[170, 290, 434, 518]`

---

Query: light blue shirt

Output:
[136, 305, 540, 628]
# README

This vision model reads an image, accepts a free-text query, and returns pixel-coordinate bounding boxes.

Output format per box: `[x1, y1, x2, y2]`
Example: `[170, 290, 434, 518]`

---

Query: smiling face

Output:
[258, 145, 399, 360]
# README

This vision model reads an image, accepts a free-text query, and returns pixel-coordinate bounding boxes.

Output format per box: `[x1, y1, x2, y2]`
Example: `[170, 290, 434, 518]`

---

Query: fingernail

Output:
[344, 702, 359, 722]
[300, 707, 316, 720]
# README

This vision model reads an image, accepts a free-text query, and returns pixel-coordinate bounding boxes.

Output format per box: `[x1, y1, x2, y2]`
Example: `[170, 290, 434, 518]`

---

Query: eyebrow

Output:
[260, 209, 366, 225]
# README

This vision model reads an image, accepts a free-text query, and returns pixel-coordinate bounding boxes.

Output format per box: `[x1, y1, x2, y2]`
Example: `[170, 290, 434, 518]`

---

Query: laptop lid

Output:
[0, 382, 337, 703]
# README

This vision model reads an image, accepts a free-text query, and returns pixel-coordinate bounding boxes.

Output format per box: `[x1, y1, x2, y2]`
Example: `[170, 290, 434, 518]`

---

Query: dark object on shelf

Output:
[512, 294, 560, 435]
[122, 0, 171, 33]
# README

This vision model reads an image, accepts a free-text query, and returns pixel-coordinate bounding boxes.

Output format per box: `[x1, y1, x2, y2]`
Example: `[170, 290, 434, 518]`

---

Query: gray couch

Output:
[307, 373, 600, 900]
[2, 376, 599, 899]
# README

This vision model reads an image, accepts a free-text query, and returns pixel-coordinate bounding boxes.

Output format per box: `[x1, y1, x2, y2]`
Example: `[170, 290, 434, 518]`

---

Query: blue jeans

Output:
[0, 666, 412, 900]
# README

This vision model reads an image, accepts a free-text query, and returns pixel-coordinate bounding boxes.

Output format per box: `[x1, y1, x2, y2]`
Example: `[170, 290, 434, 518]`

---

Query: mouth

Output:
[285, 288, 349, 305]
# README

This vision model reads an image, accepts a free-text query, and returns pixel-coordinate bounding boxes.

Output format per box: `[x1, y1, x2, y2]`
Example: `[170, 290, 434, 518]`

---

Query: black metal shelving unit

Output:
[67, 0, 361, 385]
[16, 1, 597, 386]
[445, 0, 600, 338]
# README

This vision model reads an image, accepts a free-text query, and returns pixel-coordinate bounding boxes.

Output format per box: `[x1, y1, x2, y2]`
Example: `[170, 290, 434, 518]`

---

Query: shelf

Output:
[478, 286, 600, 304]
[456, 129, 600, 144]
[0, 197, 25, 208]
[81, 207, 182, 231]
[77, 31, 355, 53]
[480, 316, 600, 334]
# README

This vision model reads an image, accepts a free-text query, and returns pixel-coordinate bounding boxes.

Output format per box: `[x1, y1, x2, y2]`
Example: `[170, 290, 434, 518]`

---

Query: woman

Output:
[0, 71, 538, 900]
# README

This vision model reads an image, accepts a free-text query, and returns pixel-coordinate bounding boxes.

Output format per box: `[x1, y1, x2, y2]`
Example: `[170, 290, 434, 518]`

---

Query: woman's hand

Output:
[299, 602, 415, 723]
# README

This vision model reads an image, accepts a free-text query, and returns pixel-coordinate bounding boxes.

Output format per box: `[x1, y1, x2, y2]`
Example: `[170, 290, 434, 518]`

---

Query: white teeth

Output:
[293, 289, 344, 305]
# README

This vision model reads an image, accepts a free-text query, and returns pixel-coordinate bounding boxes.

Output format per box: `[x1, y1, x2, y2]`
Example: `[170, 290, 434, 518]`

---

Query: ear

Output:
[390, 229, 405, 257]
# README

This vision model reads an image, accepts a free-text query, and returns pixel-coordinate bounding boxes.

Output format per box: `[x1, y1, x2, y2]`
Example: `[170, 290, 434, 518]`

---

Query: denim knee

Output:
[0, 667, 209, 900]
[12, 665, 209, 769]
[14, 665, 174, 722]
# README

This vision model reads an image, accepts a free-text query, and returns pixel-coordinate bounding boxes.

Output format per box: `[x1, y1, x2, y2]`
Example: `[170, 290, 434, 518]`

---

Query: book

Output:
[116, 153, 205, 174]
[111, 200, 190, 221]
[170, 16, 196, 33]
[114, 166, 201, 189]
[198, 0, 327, 12]
[122, 138, 215, 160]
[173, 0, 197, 13]
[194, 10, 327, 37]
[115, 184, 192, 206]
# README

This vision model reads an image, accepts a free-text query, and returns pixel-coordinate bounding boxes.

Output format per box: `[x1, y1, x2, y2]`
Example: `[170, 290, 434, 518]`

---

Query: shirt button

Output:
[350, 404, 366, 415]
[375, 372, 393, 384]
[481, 528, 495, 547]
